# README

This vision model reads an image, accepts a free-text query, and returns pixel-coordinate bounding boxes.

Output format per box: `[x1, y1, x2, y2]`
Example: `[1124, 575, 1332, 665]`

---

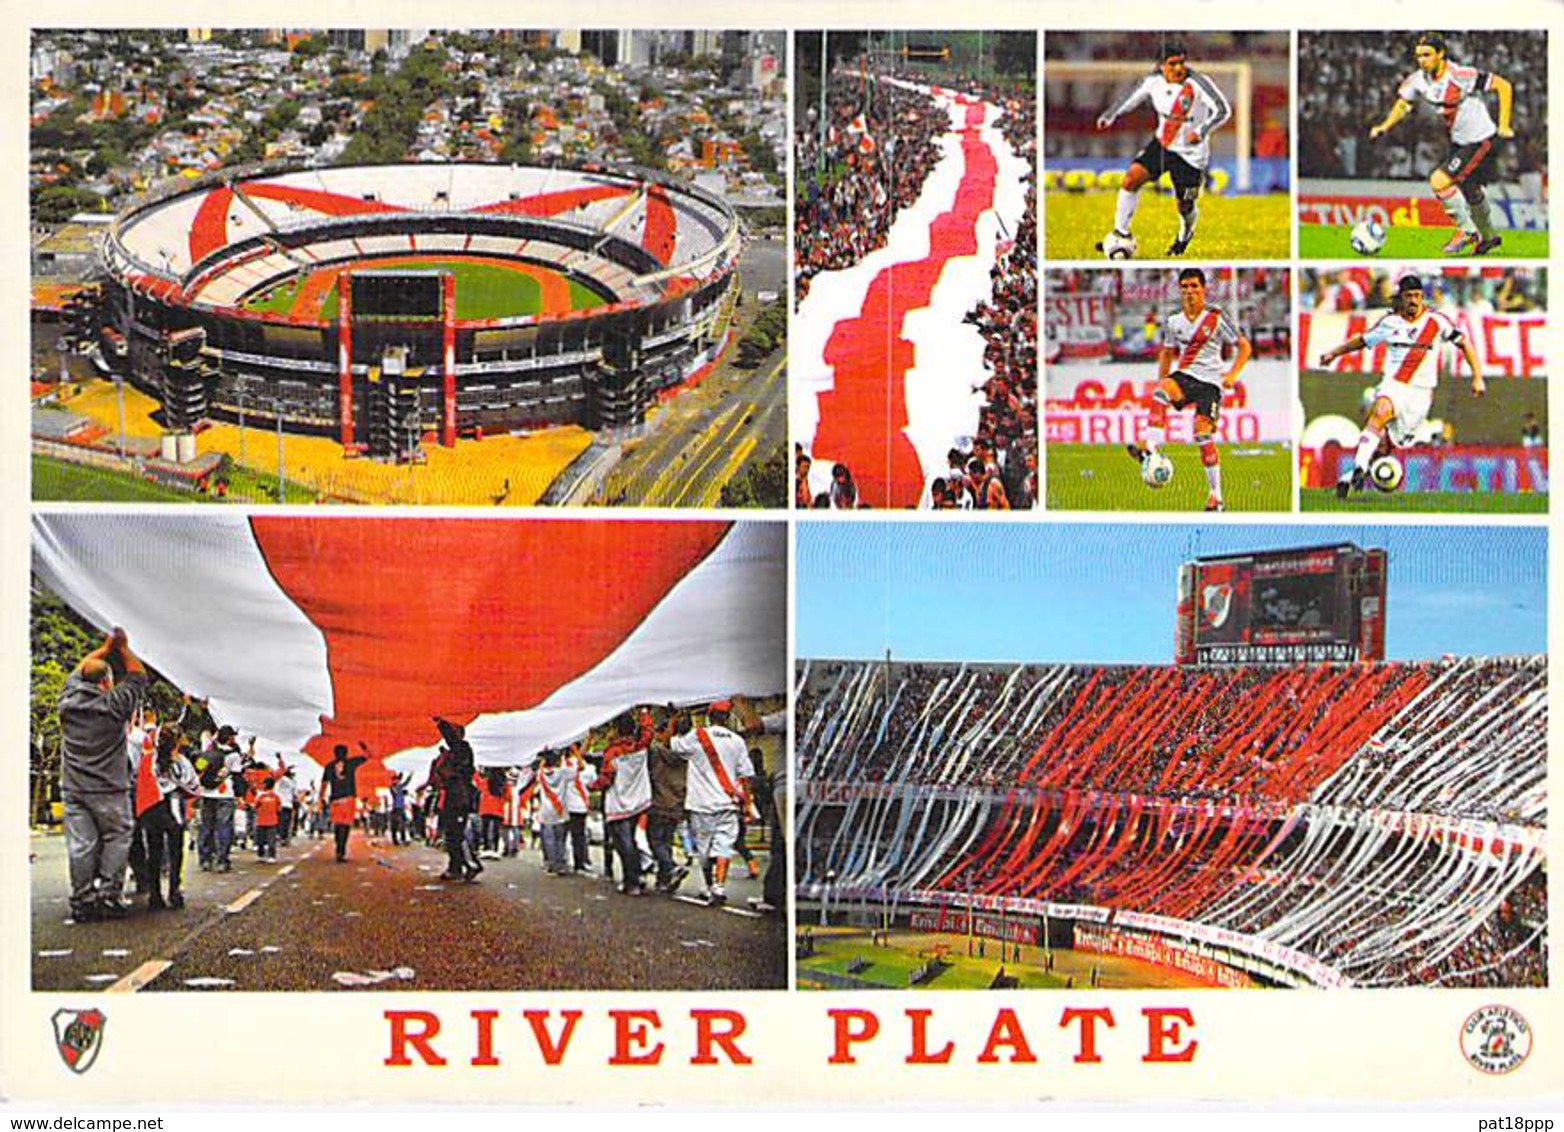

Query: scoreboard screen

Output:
[1176, 544, 1387, 663]
[349, 272, 445, 321]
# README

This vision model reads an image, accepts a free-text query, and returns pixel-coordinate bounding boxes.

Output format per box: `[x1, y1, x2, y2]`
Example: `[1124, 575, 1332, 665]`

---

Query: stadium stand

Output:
[797, 657, 1546, 987]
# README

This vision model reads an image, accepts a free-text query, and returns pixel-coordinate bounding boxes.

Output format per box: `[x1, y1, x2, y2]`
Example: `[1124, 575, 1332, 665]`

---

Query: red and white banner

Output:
[31, 515, 784, 775]
[1045, 360, 1292, 445]
[793, 81, 1031, 506]
[1301, 310, 1549, 378]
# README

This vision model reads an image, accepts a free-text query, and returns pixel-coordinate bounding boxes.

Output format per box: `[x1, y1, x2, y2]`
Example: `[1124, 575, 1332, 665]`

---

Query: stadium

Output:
[1296, 31, 1549, 259]
[795, 529, 1546, 991]
[78, 161, 741, 463]
[1044, 32, 1291, 261]
[1299, 266, 1548, 513]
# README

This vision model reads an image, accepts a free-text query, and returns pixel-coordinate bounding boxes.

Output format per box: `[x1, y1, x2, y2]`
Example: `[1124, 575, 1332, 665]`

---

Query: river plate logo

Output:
[1461, 1005, 1531, 1074]
[52, 1007, 106, 1074]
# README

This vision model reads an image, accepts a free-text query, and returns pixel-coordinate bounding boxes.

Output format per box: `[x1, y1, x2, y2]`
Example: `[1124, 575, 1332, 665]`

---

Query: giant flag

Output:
[32, 515, 785, 775]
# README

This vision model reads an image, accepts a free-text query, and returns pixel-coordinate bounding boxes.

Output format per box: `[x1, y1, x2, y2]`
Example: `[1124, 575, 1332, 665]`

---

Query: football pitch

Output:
[1301, 487, 1549, 514]
[241, 259, 604, 320]
[1046, 191, 1290, 260]
[1047, 442, 1292, 511]
[797, 929, 1210, 990]
[1299, 224, 1549, 260]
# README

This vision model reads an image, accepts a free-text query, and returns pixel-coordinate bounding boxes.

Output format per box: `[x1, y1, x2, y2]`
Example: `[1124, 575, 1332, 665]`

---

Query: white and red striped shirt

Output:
[1161, 306, 1240, 388]
[1398, 64, 1498, 146]
[1363, 309, 1463, 390]
[672, 726, 753, 814]
[1102, 69, 1231, 169]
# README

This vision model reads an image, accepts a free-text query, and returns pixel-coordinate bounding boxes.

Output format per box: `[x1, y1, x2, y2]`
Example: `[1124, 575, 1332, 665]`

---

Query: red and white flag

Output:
[32, 515, 784, 776]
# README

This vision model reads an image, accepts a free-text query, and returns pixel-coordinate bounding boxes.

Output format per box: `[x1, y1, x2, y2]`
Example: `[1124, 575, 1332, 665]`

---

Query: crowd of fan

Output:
[797, 656, 1547, 987]
[60, 634, 787, 921]
[945, 95, 1037, 511]
[794, 72, 946, 303]
[1046, 268, 1292, 363]
[1297, 31, 1548, 182]
[1300, 267, 1545, 315]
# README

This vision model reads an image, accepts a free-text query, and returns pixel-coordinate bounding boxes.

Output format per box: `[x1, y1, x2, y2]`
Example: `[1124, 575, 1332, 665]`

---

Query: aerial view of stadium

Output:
[1044, 32, 1290, 261]
[795, 523, 1546, 990]
[1297, 31, 1548, 260]
[792, 31, 1036, 509]
[1045, 266, 1292, 511]
[30, 29, 788, 506]
[1299, 266, 1548, 513]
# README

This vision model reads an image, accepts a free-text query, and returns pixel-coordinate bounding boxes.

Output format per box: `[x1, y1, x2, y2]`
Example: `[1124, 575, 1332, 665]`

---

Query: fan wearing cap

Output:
[1095, 40, 1232, 256]
[1317, 275, 1484, 498]
[1369, 32, 1514, 256]
[669, 700, 755, 906]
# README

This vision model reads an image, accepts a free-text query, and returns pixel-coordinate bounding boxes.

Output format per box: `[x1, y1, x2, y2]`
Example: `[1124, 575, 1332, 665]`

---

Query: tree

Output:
[992, 33, 1036, 80]
[719, 445, 786, 508]
[30, 659, 67, 824]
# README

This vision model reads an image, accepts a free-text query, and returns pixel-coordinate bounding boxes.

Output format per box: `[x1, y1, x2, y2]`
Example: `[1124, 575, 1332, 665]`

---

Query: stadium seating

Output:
[797, 657, 1547, 987]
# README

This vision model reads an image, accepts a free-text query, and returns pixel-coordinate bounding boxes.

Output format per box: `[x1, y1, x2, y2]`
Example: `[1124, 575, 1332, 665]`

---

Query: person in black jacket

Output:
[433, 717, 481, 881]
[323, 741, 369, 862]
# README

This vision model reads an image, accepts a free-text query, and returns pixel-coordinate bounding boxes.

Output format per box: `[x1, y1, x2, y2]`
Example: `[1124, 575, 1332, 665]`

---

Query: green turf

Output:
[799, 943, 1068, 990]
[242, 278, 302, 315]
[33, 455, 206, 503]
[1301, 487, 1549, 514]
[566, 280, 604, 310]
[1299, 224, 1549, 260]
[1046, 191, 1290, 260]
[32, 455, 316, 505]
[1047, 442, 1293, 512]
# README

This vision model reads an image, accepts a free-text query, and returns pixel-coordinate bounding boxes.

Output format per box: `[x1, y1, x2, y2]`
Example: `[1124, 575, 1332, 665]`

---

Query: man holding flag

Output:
[57, 628, 147, 922]
[671, 701, 755, 907]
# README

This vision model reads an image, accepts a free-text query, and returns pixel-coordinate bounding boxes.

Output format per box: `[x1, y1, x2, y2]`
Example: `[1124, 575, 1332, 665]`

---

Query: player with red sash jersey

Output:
[1125, 268, 1252, 512]
[1318, 275, 1485, 498]
[1369, 31, 1514, 255]
[1096, 40, 1232, 256]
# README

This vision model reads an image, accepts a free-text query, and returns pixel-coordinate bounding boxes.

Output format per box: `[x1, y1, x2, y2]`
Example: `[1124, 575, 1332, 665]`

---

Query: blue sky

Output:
[796, 522, 1547, 663]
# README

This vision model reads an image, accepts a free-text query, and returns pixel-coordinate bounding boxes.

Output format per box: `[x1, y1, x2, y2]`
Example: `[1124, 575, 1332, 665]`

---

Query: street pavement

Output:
[30, 828, 785, 993]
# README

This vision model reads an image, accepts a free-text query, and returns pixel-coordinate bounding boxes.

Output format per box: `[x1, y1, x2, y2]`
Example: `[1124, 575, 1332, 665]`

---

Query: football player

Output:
[1317, 275, 1485, 498]
[1126, 268, 1251, 511]
[1096, 41, 1232, 256]
[1369, 31, 1514, 255]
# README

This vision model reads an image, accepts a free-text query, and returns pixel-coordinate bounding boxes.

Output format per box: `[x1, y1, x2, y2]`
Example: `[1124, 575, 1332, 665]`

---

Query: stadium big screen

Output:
[349, 271, 445, 321]
[1175, 543, 1387, 663]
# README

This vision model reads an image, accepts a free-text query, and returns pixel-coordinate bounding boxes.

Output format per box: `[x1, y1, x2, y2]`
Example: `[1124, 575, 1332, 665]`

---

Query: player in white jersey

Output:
[1095, 41, 1233, 256]
[1318, 275, 1485, 499]
[1369, 31, 1514, 256]
[1125, 268, 1251, 511]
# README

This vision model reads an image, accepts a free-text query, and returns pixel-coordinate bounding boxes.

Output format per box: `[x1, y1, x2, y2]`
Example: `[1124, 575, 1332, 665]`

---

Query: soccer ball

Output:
[1141, 450, 1174, 488]
[1350, 220, 1387, 256]
[1369, 454, 1404, 492]
[1100, 230, 1137, 260]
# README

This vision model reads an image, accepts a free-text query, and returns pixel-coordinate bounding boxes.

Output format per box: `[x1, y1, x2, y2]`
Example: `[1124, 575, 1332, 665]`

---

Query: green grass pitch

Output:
[1047, 442, 1293, 512]
[32, 455, 317, 504]
[245, 261, 606, 320]
[1299, 224, 1549, 260]
[798, 940, 1069, 990]
[33, 455, 196, 503]
[1301, 487, 1548, 514]
[1046, 190, 1291, 260]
